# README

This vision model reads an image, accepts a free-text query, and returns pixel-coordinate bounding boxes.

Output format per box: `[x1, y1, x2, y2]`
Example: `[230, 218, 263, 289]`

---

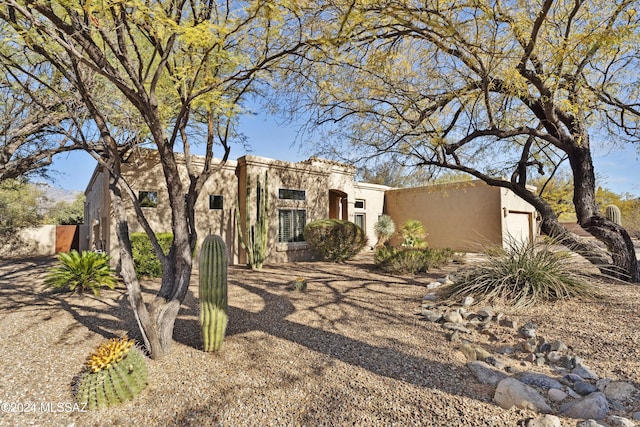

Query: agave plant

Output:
[44, 250, 117, 296]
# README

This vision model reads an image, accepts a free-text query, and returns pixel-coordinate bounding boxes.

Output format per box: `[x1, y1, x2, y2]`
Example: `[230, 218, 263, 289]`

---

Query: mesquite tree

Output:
[0, 0, 318, 358]
[281, 0, 640, 281]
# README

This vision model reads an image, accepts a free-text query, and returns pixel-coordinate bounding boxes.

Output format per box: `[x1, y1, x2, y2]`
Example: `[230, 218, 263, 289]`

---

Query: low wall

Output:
[0, 225, 56, 257]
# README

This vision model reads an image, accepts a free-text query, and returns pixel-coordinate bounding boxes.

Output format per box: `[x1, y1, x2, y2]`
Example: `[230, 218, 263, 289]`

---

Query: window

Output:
[278, 209, 306, 242]
[279, 188, 306, 201]
[355, 199, 365, 209]
[138, 191, 158, 208]
[354, 213, 365, 231]
[209, 195, 223, 210]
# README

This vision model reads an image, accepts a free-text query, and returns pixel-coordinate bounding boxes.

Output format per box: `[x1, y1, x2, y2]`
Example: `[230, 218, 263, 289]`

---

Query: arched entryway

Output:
[328, 189, 348, 220]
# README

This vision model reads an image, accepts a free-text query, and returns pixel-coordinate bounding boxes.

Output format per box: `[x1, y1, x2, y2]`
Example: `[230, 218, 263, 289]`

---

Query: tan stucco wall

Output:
[236, 155, 357, 264]
[384, 181, 504, 252]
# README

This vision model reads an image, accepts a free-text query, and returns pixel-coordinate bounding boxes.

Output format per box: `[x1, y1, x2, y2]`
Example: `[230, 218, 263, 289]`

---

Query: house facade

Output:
[83, 149, 537, 266]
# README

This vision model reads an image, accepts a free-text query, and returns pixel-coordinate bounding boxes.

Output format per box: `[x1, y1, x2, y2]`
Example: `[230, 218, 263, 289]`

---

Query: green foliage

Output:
[400, 219, 427, 248]
[44, 250, 117, 296]
[373, 214, 395, 248]
[289, 277, 307, 292]
[442, 239, 599, 308]
[47, 194, 85, 225]
[199, 235, 228, 352]
[374, 247, 454, 274]
[303, 219, 367, 262]
[0, 178, 43, 235]
[237, 172, 269, 269]
[130, 232, 174, 279]
[605, 204, 622, 225]
[75, 337, 148, 410]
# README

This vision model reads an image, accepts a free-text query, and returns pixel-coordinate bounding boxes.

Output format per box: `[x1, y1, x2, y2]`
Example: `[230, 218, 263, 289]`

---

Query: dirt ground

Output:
[1, 252, 639, 426]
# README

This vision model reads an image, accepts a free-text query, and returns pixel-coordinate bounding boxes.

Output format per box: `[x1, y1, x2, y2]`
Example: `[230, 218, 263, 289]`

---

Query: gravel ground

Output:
[1, 252, 639, 427]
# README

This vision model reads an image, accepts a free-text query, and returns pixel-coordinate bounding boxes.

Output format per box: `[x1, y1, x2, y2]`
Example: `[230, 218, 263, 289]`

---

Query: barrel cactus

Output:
[75, 336, 148, 409]
[605, 204, 622, 225]
[199, 234, 228, 352]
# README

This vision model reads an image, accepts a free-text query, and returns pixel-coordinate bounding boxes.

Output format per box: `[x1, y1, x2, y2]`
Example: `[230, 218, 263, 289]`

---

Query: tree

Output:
[282, 0, 640, 281]
[0, 0, 319, 358]
[0, 24, 91, 181]
[0, 178, 43, 235]
[46, 194, 85, 225]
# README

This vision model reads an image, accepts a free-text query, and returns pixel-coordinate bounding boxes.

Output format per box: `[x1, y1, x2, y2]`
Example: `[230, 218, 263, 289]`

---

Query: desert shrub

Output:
[400, 219, 427, 248]
[303, 219, 367, 262]
[130, 232, 174, 278]
[374, 246, 455, 274]
[43, 250, 117, 296]
[442, 239, 599, 308]
[373, 214, 395, 248]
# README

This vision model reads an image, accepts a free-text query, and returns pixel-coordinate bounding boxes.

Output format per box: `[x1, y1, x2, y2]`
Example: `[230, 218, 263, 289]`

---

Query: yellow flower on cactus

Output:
[86, 336, 135, 372]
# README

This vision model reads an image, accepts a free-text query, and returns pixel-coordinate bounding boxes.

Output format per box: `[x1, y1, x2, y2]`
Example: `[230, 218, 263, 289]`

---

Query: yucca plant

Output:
[373, 214, 395, 248]
[44, 250, 117, 296]
[442, 238, 599, 308]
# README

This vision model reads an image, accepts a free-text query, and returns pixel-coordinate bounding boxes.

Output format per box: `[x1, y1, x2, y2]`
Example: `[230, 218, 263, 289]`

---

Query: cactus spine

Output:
[237, 172, 269, 269]
[75, 337, 148, 409]
[199, 234, 228, 352]
[605, 204, 622, 225]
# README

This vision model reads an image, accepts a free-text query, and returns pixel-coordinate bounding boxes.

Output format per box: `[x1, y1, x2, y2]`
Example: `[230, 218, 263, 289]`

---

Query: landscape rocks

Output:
[494, 377, 553, 413]
[419, 283, 640, 425]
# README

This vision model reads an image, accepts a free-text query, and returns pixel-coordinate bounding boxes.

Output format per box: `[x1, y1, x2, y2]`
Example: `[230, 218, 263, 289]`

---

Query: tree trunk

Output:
[568, 144, 639, 282]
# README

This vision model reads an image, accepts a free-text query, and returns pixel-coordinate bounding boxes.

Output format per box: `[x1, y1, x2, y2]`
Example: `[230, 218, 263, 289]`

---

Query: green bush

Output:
[442, 239, 599, 308]
[400, 219, 427, 248]
[303, 219, 367, 262]
[374, 246, 454, 274]
[130, 232, 174, 278]
[373, 214, 395, 248]
[43, 250, 117, 296]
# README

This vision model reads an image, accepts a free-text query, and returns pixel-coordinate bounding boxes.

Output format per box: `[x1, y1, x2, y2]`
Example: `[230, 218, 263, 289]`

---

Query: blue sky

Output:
[45, 112, 640, 198]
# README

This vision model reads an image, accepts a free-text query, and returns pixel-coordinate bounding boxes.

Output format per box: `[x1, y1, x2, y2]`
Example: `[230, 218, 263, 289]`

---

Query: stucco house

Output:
[83, 149, 537, 266]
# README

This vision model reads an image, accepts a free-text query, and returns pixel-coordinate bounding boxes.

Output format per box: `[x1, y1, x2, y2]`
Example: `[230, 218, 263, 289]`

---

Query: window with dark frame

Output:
[278, 188, 306, 201]
[278, 209, 306, 242]
[209, 195, 224, 210]
[138, 191, 158, 208]
[354, 213, 365, 231]
[355, 199, 365, 209]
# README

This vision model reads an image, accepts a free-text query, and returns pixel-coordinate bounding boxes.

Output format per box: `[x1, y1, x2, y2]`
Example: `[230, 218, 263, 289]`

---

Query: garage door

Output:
[505, 211, 532, 246]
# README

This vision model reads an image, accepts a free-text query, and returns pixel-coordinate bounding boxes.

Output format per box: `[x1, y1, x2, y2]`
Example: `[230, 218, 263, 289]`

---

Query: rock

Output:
[564, 373, 584, 383]
[566, 388, 581, 399]
[477, 307, 495, 318]
[444, 311, 464, 323]
[604, 381, 637, 401]
[499, 317, 517, 329]
[538, 342, 551, 353]
[522, 338, 537, 353]
[607, 415, 636, 427]
[517, 372, 563, 390]
[448, 331, 460, 342]
[441, 322, 472, 334]
[421, 309, 443, 322]
[546, 351, 563, 364]
[461, 296, 474, 306]
[475, 346, 492, 361]
[633, 412, 640, 421]
[573, 380, 599, 396]
[560, 355, 575, 369]
[485, 356, 505, 370]
[494, 378, 552, 413]
[467, 361, 508, 386]
[547, 388, 567, 402]
[559, 392, 608, 420]
[423, 292, 439, 300]
[577, 421, 607, 427]
[526, 415, 561, 427]
[550, 340, 568, 352]
[572, 361, 599, 380]
[519, 322, 537, 338]
[596, 378, 611, 391]
[459, 343, 477, 361]
[496, 346, 515, 355]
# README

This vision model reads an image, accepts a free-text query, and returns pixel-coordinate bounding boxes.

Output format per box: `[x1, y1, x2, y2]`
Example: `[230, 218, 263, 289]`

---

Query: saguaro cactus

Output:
[199, 234, 228, 352]
[605, 204, 622, 225]
[237, 172, 269, 269]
